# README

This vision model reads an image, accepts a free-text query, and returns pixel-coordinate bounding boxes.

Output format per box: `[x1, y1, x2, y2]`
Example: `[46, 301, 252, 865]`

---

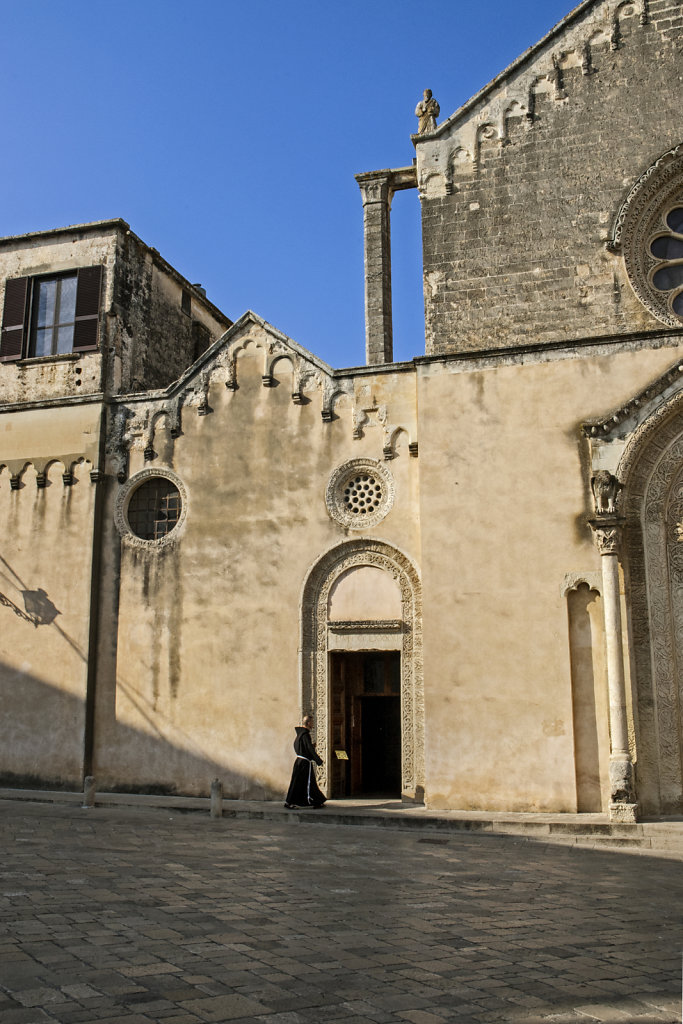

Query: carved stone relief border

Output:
[618, 408, 683, 812]
[300, 539, 424, 802]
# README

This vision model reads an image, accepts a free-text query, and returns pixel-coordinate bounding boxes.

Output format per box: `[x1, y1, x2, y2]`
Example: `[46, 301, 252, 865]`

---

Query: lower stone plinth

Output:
[609, 801, 639, 823]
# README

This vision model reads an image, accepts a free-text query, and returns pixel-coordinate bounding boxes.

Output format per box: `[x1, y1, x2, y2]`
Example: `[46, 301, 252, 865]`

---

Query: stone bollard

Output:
[82, 775, 96, 809]
[210, 778, 223, 819]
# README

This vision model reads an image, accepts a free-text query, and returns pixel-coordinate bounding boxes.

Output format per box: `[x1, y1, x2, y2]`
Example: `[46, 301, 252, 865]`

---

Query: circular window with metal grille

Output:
[115, 468, 187, 547]
[326, 459, 394, 529]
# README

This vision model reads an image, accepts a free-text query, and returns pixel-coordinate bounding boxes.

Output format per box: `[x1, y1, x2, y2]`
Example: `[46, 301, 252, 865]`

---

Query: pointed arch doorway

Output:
[301, 540, 424, 803]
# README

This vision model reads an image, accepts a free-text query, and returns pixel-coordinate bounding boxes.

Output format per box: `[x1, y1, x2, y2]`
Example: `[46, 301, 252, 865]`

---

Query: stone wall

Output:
[0, 226, 117, 404]
[110, 230, 230, 394]
[417, 0, 683, 354]
[0, 221, 231, 406]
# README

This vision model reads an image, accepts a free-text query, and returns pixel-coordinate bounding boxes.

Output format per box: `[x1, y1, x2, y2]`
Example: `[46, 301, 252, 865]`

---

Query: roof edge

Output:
[414, 0, 597, 142]
[0, 218, 232, 327]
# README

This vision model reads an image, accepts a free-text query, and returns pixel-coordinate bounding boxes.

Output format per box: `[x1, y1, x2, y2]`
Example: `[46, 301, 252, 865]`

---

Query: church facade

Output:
[2, 0, 683, 821]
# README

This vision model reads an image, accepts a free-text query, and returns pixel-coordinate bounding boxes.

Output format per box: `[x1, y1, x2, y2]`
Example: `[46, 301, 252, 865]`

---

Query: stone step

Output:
[0, 787, 681, 854]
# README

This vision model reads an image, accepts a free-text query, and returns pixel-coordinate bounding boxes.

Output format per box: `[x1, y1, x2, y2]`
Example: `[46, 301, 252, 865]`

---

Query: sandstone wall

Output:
[92, 333, 420, 798]
[417, 337, 682, 811]
[417, 0, 683, 354]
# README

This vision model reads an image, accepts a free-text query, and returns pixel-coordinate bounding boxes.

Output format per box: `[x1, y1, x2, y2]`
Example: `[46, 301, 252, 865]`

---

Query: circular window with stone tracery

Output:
[325, 459, 394, 529]
[613, 144, 683, 327]
[649, 206, 683, 319]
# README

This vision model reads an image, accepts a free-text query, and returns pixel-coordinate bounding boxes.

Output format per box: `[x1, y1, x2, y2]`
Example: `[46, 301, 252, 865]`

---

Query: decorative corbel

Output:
[551, 54, 567, 100]
[591, 470, 622, 516]
[581, 41, 592, 76]
[167, 398, 183, 439]
[225, 357, 238, 391]
[110, 407, 131, 483]
[352, 407, 370, 440]
[610, 16, 621, 51]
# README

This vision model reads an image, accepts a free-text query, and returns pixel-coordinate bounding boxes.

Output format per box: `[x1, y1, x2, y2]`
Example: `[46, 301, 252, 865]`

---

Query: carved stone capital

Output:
[355, 172, 392, 207]
[588, 515, 625, 555]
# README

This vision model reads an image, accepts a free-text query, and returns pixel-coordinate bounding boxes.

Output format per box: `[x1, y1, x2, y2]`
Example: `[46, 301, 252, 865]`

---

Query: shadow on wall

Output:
[0, 552, 83, 661]
[0, 551, 283, 800]
[0, 662, 281, 801]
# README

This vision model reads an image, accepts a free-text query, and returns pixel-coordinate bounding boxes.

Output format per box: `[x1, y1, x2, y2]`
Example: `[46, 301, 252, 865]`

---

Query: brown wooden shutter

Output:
[72, 266, 103, 351]
[0, 277, 29, 361]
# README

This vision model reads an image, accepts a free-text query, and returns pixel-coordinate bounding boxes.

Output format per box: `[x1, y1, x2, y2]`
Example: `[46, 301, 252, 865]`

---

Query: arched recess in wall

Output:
[617, 395, 683, 814]
[564, 580, 610, 812]
[300, 539, 424, 802]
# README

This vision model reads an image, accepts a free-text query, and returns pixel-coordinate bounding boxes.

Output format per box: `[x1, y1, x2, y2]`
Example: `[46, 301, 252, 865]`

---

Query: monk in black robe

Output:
[284, 715, 326, 808]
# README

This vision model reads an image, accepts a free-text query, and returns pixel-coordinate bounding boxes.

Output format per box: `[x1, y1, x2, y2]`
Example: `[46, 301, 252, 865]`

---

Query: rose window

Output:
[650, 206, 683, 319]
[326, 459, 395, 529]
[343, 473, 384, 517]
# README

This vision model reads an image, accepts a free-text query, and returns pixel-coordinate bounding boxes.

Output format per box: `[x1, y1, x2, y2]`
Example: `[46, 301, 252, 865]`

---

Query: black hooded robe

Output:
[284, 726, 326, 808]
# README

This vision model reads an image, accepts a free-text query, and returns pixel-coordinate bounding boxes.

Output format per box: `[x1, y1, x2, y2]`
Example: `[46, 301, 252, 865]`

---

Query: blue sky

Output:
[1, 0, 573, 368]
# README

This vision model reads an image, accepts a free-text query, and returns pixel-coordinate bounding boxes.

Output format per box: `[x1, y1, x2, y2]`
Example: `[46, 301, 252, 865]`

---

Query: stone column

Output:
[356, 171, 394, 365]
[589, 515, 638, 822]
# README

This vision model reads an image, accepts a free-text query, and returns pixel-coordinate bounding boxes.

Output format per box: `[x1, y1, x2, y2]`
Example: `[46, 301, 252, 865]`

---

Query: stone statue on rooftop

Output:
[415, 89, 440, 134]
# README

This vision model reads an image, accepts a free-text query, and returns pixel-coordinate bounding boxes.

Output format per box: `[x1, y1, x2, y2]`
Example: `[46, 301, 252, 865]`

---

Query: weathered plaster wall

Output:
[111, 231, 230, 394]
[416, 339, 682, 812]
[0, 229, 117, 403]
[0, 222, 231, 408]
[417, 0, 683, 354]
[0, 406, 101, 787]
[92, 337, 420, 797]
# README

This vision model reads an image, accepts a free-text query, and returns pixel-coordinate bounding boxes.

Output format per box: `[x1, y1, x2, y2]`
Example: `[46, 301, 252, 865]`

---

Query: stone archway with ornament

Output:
[300, 539, 424, 804]
[615, 395, 683, 815]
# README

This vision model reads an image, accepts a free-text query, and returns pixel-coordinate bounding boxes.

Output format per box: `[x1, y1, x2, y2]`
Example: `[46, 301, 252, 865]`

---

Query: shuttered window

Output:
[0, 266, 102, 361]
[0, 277, 29, 361]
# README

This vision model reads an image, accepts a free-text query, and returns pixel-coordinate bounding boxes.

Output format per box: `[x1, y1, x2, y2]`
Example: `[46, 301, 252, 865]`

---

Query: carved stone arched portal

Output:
[618, 399, 683, 814]
[300, 539, 424, 803]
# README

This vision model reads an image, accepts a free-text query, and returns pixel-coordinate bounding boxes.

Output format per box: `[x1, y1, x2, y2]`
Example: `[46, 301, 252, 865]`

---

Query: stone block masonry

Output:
[417, 2, 683, 355]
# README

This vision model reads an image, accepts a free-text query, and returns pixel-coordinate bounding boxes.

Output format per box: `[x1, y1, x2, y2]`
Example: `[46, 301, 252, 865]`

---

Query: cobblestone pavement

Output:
[1, 800, 681, 1024]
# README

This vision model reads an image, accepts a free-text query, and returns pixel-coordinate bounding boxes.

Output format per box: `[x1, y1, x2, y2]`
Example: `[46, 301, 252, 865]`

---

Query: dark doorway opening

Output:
[329, 651, 401, 798]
